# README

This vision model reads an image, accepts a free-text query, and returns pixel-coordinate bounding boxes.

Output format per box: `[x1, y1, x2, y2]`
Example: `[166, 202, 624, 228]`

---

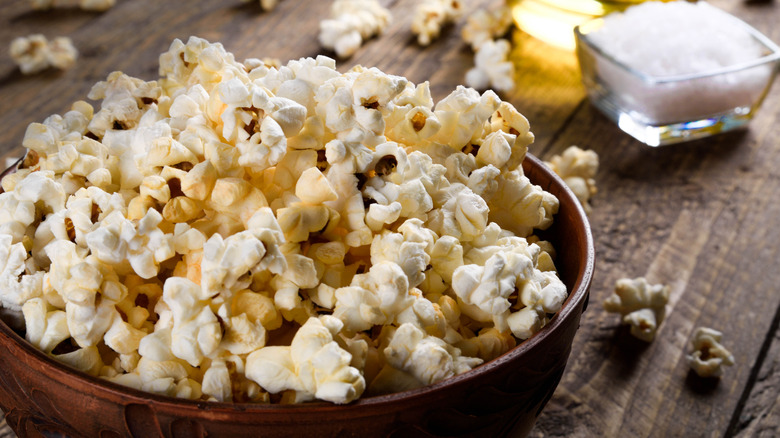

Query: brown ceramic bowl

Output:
[0, 153, 593, 438]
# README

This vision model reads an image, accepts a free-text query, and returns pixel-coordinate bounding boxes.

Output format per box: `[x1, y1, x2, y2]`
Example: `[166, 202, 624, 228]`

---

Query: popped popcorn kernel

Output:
[462, 5, 513, 50]
[686, 327, 735, 378]
[465, 39, 516, 93]
[604, 277, 669, 342]
[319, 0, 391, 58]
[0, 36, 570, 405]
[10, 34, 78, 75]
[246, 316, 366, 404]
[545, 146, 599, 215]
[412, 0, 463, 46]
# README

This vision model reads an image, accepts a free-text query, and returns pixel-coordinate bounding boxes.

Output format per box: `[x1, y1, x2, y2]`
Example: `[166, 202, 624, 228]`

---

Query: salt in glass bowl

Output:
[574, 6, 780, 146]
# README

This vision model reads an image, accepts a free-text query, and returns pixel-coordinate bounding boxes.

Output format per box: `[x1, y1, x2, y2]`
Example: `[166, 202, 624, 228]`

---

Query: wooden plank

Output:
[731, 310, 780, 437]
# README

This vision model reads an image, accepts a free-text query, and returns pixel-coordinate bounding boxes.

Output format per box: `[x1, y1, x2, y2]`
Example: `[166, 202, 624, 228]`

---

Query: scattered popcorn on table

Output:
[0, 36, 568, 404]
[603, 277, 669, 342]
[465, 38, 515, 93]
[9, 34, 78, 75]
[686, 327, 735, 378]
[545, 146, 598, 215]
[319, 0, 391, 58]
[461, 5, 513, 51]
[411, 0, 463, 46]
[29, 0, 115, 11]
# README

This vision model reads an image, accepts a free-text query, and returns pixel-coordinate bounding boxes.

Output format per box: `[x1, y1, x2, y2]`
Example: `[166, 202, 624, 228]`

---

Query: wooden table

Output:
[0, 0, 779, 436]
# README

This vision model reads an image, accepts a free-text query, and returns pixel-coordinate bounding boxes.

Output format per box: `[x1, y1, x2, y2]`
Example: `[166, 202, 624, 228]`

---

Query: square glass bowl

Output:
[574, 10, 780, 146]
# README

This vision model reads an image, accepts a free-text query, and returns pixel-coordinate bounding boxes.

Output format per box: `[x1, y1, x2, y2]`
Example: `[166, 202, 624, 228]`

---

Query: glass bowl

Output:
[574, 6, 780, 146]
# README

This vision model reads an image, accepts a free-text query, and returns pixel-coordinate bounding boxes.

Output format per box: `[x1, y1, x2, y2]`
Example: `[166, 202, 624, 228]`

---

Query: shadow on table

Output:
[684, 369, 721, 396]
[606, 325, 653, 381]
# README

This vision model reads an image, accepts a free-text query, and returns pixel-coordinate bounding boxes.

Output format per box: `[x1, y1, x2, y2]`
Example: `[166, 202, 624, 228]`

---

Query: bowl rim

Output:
[0, 152, 595, 413]
[574, 1, 780, 85]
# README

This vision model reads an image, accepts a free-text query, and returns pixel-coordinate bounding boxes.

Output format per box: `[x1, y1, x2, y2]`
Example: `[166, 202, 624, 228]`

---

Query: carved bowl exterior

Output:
[0, 153, 594, 438]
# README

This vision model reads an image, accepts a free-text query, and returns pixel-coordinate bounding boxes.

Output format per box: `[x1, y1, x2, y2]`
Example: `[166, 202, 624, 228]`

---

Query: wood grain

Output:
[732, 315, 780, 438]
[0, 0, 779, 436]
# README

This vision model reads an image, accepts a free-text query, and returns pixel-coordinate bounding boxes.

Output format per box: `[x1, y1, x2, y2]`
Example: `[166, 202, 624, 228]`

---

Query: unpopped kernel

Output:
[0, 36, 566, 405]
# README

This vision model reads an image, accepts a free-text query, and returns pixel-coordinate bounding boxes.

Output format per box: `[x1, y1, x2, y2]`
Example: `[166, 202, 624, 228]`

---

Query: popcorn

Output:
[0, 235, 44, 311]
[487, 170, 559, 237]
[545, 146, 599, 215]
[686, 327, 735, 378]
[0, 37, 568, 405]
[431, 85, 500, 150]
[380, 323, 482, 389]
[201, 358, 233, 402]
[603, 277, 670, 342]
[22, 298, 70, 353]
[319, 0, 391, 58]
[10, 34, 78, 74]
[462, 5, 513, 50]
[411, 0, 463, 46]
[53, 345, 104, 376]
[246, 316, 366, 404]
[465, 39, 515, 93]
[104, 311, 148, 354]
[163, 277, 221, 367]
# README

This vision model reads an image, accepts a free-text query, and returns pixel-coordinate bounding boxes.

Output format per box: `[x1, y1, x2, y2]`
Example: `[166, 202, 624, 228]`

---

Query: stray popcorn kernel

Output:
[461, 5, 513, 51]
[603, 277, 669, 342]
[0, 36, 568, 405]
[545, 146, 598, 215]
[319, 0, 391, 58]
[9, 34, 78, 75]
[686, 327, 735, 378]
[465, 38, 515, 93]
[411, 0, 463, 46]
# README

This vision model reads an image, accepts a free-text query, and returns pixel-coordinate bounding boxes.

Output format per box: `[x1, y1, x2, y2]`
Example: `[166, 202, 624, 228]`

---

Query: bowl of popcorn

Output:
[0, 37, 593, 437]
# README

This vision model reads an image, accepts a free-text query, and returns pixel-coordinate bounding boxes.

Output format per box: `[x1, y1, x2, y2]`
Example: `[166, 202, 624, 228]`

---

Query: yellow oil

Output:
[511, 0, 677, 50]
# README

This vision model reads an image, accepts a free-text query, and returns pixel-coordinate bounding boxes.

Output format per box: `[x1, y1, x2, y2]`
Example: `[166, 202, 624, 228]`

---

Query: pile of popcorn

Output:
[0, 36, 567, 405]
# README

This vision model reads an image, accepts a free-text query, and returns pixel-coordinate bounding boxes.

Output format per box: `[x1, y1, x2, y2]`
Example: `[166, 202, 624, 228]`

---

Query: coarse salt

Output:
[583, 1, 776, 124]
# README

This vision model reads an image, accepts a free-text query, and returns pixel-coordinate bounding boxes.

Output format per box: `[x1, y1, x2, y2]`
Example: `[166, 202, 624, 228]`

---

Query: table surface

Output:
[0, 0, 779, 436]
